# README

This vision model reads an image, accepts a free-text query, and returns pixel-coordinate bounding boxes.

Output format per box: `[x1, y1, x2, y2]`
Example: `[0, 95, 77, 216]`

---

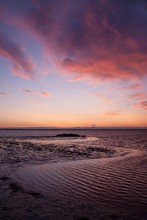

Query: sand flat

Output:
[14, 149, 147, 218]
[0, 129, 147, 219]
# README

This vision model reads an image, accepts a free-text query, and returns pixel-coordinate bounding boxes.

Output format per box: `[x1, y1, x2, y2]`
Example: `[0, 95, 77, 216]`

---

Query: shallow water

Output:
[0, 128, 147, 139]
[0, 129, 147, 165]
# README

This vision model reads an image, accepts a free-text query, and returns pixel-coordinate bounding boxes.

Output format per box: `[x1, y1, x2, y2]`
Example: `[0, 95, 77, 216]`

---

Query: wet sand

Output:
[0, 134, 147, 220]
[0, 148, 147, 219]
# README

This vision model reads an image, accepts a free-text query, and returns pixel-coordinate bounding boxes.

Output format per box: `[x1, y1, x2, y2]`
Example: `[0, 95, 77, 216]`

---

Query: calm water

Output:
[0, 128, 147, 138]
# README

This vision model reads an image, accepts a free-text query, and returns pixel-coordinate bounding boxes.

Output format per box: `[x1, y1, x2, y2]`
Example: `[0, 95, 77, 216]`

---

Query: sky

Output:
[0, 0, 147, 128]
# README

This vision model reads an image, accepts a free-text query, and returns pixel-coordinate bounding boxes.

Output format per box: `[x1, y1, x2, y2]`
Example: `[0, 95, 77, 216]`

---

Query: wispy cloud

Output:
[122, 83, 143, 90]
[0, 92, 8, 95]
[104, 111, 120, 116]
[133, 101, 147, 110]
[22, 89, 53, 98]
[0, 32, 34, 79]
[128, 92, 147, 100]
[90, 92, 109, 100]
[22, 89, 36, 94]
[1, 0, 147, 82]
[66, 75, 85, 83]
[21, 0, 147, 81]
[40, 91, 53, 97]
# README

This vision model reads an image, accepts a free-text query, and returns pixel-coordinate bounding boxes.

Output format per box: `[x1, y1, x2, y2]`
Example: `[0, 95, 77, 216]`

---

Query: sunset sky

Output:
[0, 0, 147, 128]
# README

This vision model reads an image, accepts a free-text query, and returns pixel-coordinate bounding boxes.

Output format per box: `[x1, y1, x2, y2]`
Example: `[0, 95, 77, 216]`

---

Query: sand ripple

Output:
[17, 150, 147, 215]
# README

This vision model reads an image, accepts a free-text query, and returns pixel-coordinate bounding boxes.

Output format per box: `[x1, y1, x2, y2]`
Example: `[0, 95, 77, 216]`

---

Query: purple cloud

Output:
[0, 92, 8, 95]
[22, 89, 53, 97]
[22, 89, 36, 94]
[1, 0, 147, 82]
[22, 0, 147, 81]
[0, 32, 34, 79]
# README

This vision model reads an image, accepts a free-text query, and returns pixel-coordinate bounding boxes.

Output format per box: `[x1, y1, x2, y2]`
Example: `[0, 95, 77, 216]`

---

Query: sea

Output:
[0, 128, 147, 139]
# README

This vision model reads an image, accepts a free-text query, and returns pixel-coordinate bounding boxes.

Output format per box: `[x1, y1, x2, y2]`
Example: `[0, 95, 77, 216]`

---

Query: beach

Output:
[0, 129, 147, 220]
[1, 1, 147, 219]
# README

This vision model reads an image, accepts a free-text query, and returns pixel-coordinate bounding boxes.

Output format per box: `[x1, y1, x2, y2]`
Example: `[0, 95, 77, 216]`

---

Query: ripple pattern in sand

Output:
[17, 150, 147, 215]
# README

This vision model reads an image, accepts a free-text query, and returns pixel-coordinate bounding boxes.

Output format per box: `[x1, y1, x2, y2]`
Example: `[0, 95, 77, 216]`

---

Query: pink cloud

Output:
[122, 83, 143, 90]
[12, 64, 34, 80]
[128, 92, 147, 100]
[133, 101, 147, 110]
[22, 1, 147, 81]
[1, 0, 147, 82]
[40, 91, 53, 97]
[22, 89, 53, 97]
[92, 93, 104, 98]
[58, 52, 147, 82]
[66, 75, 85, 83]
[0, 33, 34, 79]
[90, 92, 109, 100]
[104, 111, 120, 116]
[0, 92, 8, 95]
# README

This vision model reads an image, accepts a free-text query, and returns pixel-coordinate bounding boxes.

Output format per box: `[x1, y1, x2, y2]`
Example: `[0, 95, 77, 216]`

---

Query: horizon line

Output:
[0, 126, 147, 130]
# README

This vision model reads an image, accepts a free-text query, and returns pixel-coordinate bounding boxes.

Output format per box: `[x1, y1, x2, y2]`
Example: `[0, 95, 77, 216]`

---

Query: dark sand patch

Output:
[9, 182, 24, 193]
[28, 191, 42, 198]
[0, 176, 10, 181]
